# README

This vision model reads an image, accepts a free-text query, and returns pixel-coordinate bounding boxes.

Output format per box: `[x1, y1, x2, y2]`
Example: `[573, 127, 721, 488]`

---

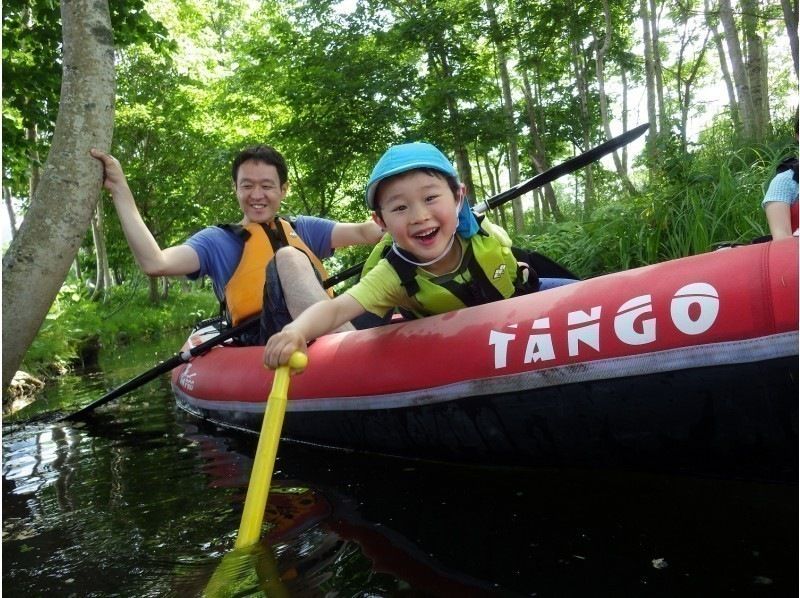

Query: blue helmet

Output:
[365, 142, 458, 210]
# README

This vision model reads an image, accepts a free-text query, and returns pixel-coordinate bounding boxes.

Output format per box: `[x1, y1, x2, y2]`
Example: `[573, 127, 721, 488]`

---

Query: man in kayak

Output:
[264, 141, 575, 368]
[91, 145, 383, 345]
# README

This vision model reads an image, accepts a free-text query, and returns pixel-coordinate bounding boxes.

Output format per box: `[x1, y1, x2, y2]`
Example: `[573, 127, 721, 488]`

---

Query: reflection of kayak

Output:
[263, 485, 331, 543]
[260, 483, 497, 596]
[172, 239, 798, 475]
[185, 422, 501, 596]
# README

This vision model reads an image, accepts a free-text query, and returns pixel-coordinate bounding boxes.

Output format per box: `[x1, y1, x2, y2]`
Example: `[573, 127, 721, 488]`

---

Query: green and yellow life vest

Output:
[361, 224, 527, 318]
[224, 219, 332, 325]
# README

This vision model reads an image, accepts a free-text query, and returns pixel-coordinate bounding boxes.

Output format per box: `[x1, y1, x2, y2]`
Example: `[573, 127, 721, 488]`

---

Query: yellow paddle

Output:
[235, 351, 308, 548]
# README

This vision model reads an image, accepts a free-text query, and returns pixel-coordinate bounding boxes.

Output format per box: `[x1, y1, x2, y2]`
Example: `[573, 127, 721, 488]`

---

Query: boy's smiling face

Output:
[373, 170, 462, 271]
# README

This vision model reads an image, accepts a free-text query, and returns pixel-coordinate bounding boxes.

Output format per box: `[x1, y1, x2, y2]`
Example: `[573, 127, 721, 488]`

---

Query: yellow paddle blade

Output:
[235, 352, 308, 549]
[204, 544, 290, 598]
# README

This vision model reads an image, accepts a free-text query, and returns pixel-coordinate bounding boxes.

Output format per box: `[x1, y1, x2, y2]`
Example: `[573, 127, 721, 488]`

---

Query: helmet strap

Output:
[391, 233, 457, 268]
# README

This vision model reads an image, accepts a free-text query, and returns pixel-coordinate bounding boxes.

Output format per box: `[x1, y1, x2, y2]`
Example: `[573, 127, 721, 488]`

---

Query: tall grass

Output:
[514, 135, 793, 279]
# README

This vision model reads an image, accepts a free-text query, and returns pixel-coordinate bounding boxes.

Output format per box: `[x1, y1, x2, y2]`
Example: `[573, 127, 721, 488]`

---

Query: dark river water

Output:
[3, 332, 798, 597]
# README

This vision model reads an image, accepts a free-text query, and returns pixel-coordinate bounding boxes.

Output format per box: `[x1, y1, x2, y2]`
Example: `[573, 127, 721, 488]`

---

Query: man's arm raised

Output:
[91, 149, 201, 277]
[330, 219, 383, 248]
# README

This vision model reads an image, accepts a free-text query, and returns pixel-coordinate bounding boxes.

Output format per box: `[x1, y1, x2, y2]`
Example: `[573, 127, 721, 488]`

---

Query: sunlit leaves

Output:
[2, 0, 171, 196]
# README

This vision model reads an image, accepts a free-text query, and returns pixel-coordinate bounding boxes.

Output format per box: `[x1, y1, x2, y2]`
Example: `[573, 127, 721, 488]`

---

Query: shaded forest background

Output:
[2, 0, 798, 375]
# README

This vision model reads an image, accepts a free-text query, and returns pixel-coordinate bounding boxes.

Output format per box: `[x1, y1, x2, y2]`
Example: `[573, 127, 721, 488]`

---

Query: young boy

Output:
[263, 142, 573, 369]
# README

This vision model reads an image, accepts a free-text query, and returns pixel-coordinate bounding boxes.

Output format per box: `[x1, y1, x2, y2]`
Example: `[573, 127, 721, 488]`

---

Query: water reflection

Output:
[3, 348, 798, 597]
[186, 420, 497, 597]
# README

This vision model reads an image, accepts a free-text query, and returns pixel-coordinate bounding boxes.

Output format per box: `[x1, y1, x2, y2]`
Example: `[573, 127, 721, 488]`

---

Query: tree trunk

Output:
[532, 188, 541, 226]
[682, 36, 711, 152]
[27, 125, 41, 199]
[706, 0, 740, 128]
[3, 186, 17, 237]
[595, 0, 637, 194]
[513, 12, 562, 221]
[90, 210, 105, 300]
[496, 206, 509, 232]
[518, 49, 562, 221]
[482, 154, 498, 197]
[490, 157, 508, 229]
[640, 0, 658, 164]
[427, 48, 477, 202]
[649, 0, 667, 132]
[453, 143, 475, 201]
[571, 37, 595, 216]
[621, 68, 630, 171]
[2, 0, 114, 391]
[472, 145, 487, 200]
[148, 276, 160, 305]
[741, 0, 768, 138]
[90, 201, 113, 301]
[781, 0, 799, 77]
[675, 13, 711, 152]
[760, 40, 770, 136]
[486, 0, 523, 232]
[719, 0, 757, 140]
[73, 255, 83, 283]
[161, 277, 170, 301]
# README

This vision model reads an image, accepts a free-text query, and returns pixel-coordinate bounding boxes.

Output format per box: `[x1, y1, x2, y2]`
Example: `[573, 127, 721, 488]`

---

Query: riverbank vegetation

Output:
[3, 0, 797, 385]
[20, 277, 218, 380]
[526, 123, 796, 276]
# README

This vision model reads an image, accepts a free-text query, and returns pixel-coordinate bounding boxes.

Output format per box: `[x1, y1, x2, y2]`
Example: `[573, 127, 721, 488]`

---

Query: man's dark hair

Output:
[232, 145, 288, 186]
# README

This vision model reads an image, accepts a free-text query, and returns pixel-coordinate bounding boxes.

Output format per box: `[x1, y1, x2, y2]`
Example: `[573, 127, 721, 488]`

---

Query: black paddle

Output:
[474, 122, 650, 214]
[321, 260, 365, 289]
[61, 316, 260, 421]
[60, 259, 360, 422]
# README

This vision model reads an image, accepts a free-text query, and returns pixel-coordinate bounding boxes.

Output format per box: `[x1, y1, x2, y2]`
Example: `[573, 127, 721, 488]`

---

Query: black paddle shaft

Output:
[322, 261, 364, 289]
[475, 123, 650, 214]
[62, 316, 259, 421]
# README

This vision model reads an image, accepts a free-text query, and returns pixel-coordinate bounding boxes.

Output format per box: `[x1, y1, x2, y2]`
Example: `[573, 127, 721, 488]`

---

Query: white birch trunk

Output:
[595, 0, 636, 194]
[719, 0, 756, 140]
[781, 0, 799, 76]
[486, 0, 523, 231]
[2, 0, 115, 390]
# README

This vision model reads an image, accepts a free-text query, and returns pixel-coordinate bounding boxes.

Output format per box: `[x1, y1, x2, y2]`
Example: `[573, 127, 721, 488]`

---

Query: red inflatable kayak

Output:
[173, 238, 798, 476]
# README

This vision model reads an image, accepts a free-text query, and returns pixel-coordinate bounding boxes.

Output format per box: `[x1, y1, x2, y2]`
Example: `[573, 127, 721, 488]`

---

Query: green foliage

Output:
[514, 129, 791, 279]
[225, 3, 420, 222]
[1, 0, 172, 196]
[87, 40, 241, 285]
[22, 280, 218, 378]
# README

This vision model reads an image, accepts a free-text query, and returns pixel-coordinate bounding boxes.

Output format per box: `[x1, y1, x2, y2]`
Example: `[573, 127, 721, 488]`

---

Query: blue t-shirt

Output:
[184, 216, 336, 301]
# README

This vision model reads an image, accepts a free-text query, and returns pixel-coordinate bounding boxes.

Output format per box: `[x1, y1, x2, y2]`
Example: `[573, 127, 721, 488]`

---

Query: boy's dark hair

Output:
[232, 145, 288, 186]
[373, 168, 460, 215]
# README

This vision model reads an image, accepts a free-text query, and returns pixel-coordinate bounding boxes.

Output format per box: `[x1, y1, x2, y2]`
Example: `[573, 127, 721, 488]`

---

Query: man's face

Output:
[235, 159, 287, 224]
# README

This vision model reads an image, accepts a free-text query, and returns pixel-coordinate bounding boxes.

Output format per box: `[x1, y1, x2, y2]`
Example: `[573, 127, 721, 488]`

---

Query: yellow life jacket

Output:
[225, 219, 332, 325]
[361, 223, 526, 318]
